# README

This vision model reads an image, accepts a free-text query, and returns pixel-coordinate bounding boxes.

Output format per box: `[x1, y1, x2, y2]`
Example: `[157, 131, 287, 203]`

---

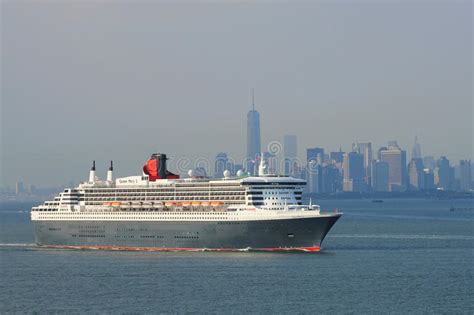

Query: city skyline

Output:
[2, 97, 473, 189]
[2, 91, 472, 188]
[5, 105, 473, 192]
[2, 1, 472, 187]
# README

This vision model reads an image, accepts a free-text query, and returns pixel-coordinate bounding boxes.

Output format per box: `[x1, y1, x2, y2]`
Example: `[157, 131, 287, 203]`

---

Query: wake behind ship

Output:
[31, 153, 341, 252]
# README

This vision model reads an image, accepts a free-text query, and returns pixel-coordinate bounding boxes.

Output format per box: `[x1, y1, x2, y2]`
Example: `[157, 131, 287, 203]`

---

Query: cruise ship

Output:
[31, 153, 342, 252]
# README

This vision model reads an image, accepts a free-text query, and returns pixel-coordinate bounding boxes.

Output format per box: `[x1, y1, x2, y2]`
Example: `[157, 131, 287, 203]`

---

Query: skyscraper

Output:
[408, 136, 424, 190]
[15, 181, 24, 195]
[435, 156, 453, 190]
[214, 152, 228, 178]
[411, 136, 422, 160]
[322, 164, 342, 193]
[373, 161, 389, 192]
[330, 149, 344, 163]
[305, 147, 324, 186]
[423, 156, 436, 170]
[377, 147, 388, 160]
[379, 144, 407, 191]
[291, 162, 302, 178]
[283, 135, 297, 175]
[307, 147, 325, 163]
[246, 94, 261, 174]
[459, 160, 472, 191]
[352, 142, 373, 187]
[342, 152, 366, 192]
[408, 158, 424, 190]
[307, 160, 323, 194]
[423, 168, 435, 190]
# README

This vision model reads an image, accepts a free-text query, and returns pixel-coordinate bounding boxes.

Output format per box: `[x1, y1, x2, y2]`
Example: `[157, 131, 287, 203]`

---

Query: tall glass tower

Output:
[411, 136, 422, 160]
[246, 93, 261, 175]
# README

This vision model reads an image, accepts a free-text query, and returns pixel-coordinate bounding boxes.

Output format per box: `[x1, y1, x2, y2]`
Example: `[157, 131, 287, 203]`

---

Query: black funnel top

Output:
[157, 154, 167, 179]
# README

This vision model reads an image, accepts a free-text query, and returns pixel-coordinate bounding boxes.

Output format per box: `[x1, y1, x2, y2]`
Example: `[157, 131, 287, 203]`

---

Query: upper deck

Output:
[32, 154, 308, 213]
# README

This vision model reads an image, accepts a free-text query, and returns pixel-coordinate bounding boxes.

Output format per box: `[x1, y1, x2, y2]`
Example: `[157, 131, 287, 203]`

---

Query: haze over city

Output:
[1, 1, 472, 187]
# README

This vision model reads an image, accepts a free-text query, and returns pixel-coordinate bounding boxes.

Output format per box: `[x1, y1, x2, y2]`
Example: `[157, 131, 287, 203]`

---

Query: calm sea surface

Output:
[0, 199, 473, 314]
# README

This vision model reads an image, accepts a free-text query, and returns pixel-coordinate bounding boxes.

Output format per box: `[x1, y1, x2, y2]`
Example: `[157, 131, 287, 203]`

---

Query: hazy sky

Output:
[1, 0, 472, 187]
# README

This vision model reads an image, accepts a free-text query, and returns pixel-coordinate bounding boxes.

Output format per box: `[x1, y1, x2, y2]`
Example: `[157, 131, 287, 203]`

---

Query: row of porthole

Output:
[39, 213, 238, 216]
[41, 214, 219, 217]
[39, 215, 234, 217]
[39, 217, 231, 220]
[39, 215, 267, 219]
[42, 215, 293, 222]
[39, 214, 234, 218]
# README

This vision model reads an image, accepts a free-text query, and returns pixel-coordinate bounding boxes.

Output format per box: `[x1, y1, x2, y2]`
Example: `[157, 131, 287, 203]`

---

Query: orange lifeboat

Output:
[111, 202, 121, 207]
[102, 202, 112, 206]
[211, 201, 224, 207]
[164, 202, 175, 207]
[192, 201, 201, 207]
[182, 202, 191, 207]
[201, 202, 210, 207]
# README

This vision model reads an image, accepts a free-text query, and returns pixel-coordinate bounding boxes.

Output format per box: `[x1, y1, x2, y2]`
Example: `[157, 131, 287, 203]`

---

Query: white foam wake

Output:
[0, 243, 37, 247]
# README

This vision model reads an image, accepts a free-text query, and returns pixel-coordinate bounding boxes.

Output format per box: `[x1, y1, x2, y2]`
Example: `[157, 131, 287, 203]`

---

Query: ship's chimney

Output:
[143, 153, 179, 181]
[157, 154, 167, 179]
[89, 160, 96, 183]
[107, 160, 113, 182]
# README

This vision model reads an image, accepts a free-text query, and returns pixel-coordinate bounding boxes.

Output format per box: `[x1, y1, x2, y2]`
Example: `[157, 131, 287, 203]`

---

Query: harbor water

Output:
[0, 199, 472, 313]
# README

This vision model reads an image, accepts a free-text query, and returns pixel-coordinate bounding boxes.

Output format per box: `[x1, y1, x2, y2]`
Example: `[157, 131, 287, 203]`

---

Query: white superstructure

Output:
[32, 156, 323, 222]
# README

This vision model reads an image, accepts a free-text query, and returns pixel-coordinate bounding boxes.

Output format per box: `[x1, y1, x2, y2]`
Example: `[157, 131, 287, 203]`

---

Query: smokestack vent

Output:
[143, 153, 180, 181]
